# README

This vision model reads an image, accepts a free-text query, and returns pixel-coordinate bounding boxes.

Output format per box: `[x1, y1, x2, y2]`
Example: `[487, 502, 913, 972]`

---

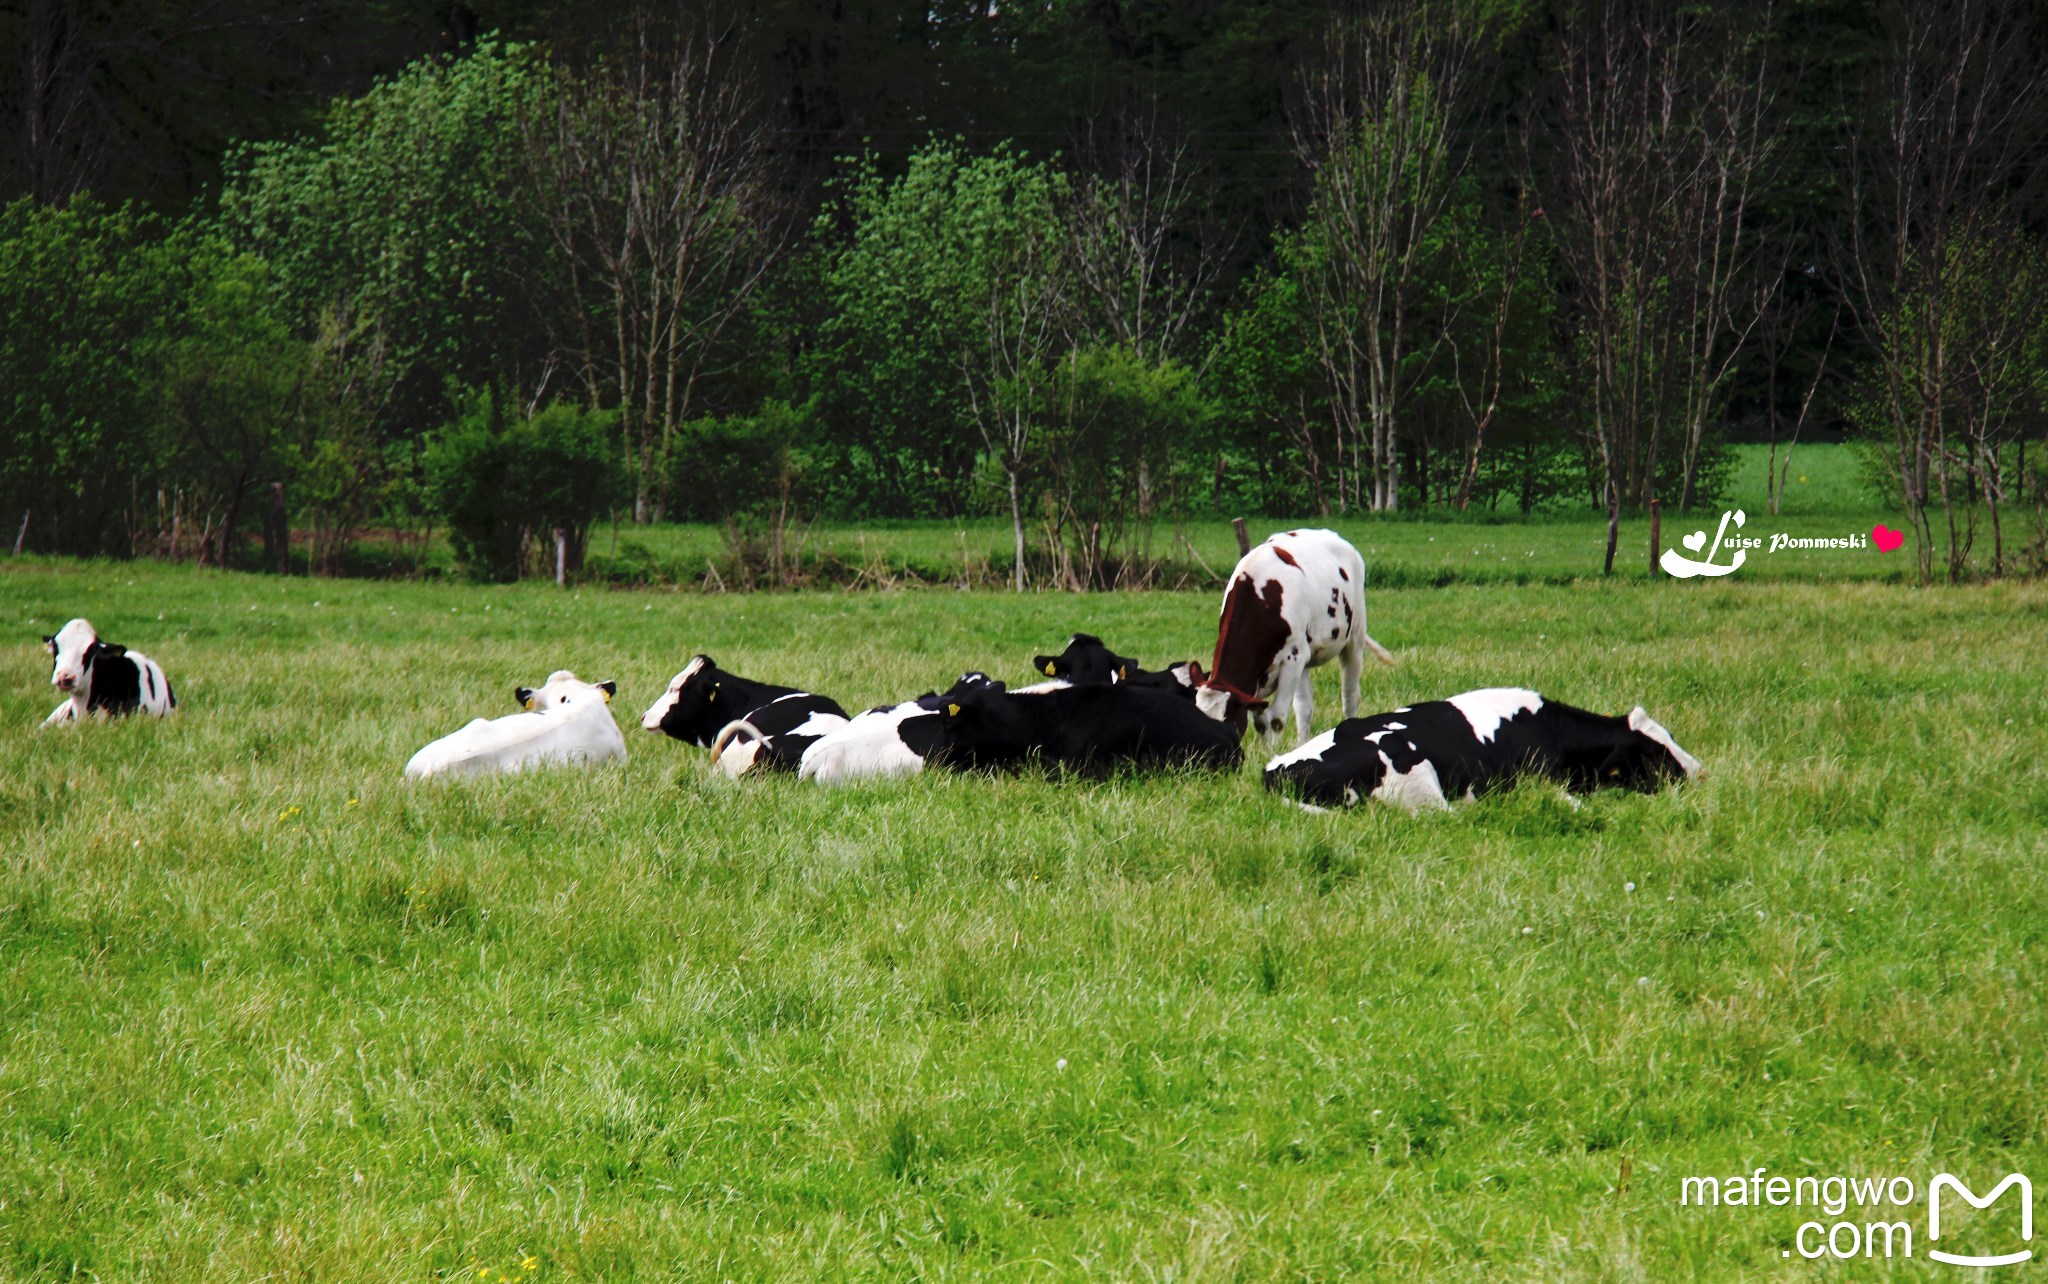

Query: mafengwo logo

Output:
[1678, 1167, 2033, 1264]
[1659, 509, 1905, 578]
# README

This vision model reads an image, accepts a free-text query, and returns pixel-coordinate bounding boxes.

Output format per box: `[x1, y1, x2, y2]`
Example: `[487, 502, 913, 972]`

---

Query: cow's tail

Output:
[710, 719, 767, 778]
[1362, 634, 1397, 667]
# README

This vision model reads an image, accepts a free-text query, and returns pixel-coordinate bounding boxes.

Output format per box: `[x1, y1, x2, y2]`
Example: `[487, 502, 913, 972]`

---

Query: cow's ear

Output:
[42, 635, 55, 654]
[515, 686, 535, 710]
[1186, 662, 1208, 684]
[597, 680, 617, 702]
[97, 642, 126, 658]
[1118, 665, 1129, 681]
[707, 683, 718, 702]
[1034, 655, 1057, 677]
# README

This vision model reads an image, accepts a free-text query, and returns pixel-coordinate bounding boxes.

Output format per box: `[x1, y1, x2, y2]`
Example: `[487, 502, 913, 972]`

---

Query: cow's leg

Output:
[1261, 663, 1297, 747]
[1340, 631, 1365, 719]
[1289, 661, 1316, 746]
[43, 699, 77, 727]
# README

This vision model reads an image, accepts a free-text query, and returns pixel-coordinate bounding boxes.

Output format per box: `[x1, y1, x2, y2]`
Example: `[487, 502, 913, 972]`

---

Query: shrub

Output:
[426, 390, 622, 581]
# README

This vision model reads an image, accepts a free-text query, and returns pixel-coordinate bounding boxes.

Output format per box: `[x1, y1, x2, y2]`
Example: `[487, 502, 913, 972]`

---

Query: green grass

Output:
[2, 540, 2044, 1278]
[591, 443, 1929, 590]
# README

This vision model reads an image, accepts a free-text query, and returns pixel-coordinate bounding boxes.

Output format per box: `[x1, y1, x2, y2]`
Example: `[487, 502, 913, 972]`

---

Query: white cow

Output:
[41, 617, 177, 727]
[1193, 528, 1394, 746]
[405, 670, 627, 779]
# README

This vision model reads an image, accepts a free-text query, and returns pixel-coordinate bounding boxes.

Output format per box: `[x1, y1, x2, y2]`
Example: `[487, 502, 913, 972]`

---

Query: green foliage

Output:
[809, 142, 1068, 518]
[667, 399, 817, 524]
[0, 197, 182, 554]
[219, 40, 549, 437]
[426, 391, 622, 581]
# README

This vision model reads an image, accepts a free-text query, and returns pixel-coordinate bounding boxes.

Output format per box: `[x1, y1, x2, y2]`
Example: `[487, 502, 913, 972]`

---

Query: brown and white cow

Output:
[1194, 528, 1394, 745]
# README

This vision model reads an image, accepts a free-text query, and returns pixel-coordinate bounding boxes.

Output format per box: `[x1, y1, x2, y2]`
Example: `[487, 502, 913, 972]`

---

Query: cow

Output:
[796, 672, 1003, 785]
[40, 618, 176, 727]
[708, 692, 852, 778]
[1031, 633, 1199, 697]
[640, 655, 844, 747]
[930, 681, 1244, 776]
[405, 670, 627, 779]
[1194, 528, 1394, 746]
[1262, 687, 1701, 813]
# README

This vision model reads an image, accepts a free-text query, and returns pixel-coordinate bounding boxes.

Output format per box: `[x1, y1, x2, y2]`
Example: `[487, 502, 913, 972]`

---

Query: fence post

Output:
[555, 529, 568, 587]
[11, 510, 26, 556]
[1231, 516, 1251, 557]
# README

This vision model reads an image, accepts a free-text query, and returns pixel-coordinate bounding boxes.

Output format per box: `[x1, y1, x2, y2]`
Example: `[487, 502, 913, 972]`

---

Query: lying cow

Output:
[933, 681, 1243, 776]
[405, 670, 627, 779]
[1032, 633, 1198, 697]
[709, 693, 852, 778]
[1263, 687, 1701, 813]
[797, 673, 1002, 785]
[640, 654, 846, 749]
[1195, 529, 1393, 746]
[41, 617, 177, 727]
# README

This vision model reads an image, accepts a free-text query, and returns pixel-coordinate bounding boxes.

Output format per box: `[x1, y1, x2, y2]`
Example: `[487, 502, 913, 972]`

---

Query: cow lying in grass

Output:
[1031, 633, 1198, 697]
[1263, 687, 1700, 813]
[41, 617, 176, 727]
[797, 673, 1002, 784]
[709, 693, 852, 778]
[801, 673, 1241, 784]
[641, 655, 848, 755]
[405, 671, 627, 779]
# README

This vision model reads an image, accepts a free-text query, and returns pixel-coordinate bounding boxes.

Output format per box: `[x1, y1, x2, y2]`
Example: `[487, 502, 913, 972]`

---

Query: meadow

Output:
[2, 456, 2045, 1279]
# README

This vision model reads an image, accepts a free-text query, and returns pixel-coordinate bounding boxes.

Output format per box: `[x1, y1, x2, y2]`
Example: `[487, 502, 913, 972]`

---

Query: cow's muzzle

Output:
[53, 673, 78, 691]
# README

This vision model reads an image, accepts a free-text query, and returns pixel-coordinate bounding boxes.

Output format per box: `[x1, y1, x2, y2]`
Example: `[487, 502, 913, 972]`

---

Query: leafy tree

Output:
[426, 389, 622, 581]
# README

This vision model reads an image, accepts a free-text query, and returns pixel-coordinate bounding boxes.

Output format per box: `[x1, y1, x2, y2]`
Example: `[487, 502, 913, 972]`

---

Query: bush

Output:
[426, 390, 622, 581]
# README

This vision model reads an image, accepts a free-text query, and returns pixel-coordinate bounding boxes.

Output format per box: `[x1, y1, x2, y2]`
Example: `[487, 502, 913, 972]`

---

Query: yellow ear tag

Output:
[522, 697, 535, 711]
[947, 702, 961, 716]
[708, 687, 717, 701]
[1119, 665, 1129, 680]
[1044, 662, 1056, 676]
[601, 689, 612, 704]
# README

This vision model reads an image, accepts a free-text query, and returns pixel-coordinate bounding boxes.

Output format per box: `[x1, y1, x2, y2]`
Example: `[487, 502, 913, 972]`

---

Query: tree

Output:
[1837, 0, 2046, 582]
[1287, 3, 1471, 513]
[524, 15, 788, 522]
[818, 142, 1071, 582]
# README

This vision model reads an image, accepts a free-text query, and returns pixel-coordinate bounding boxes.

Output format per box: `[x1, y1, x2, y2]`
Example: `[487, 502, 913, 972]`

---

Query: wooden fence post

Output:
[1231, 517, 1251, 557]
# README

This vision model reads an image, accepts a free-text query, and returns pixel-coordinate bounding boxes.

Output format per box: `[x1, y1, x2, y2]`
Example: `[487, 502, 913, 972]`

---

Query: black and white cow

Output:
[639, 655, 845, 748]
[1194, 529, 1395, 746]
[929, 681, 1244, 776]
[708, 692, 852, 778]
[40, 617, 176, 727]
[1263, 687, 1701, 813]
[796, 672, 1004, 784]
[1031, 633, 1198, 697]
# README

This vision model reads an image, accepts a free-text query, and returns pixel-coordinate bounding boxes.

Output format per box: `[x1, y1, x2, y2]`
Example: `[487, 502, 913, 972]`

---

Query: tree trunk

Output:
[1008, 467, 1026, 592]
[1602, 476, 1620, 577]
[264, 482, 290, 574]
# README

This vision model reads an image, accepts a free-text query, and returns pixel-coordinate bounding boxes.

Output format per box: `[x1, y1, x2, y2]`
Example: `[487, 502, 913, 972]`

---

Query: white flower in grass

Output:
[1056, 1058, 1068, 1072]
[1521, 926, 1534, 937]
[1625, 881, 1636, 893]
[1637, 976, 1651, 987]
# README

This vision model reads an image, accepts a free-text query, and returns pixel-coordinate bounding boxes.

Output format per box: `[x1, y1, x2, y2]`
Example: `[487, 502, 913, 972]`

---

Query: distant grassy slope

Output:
[0, 559, 2042, 1279]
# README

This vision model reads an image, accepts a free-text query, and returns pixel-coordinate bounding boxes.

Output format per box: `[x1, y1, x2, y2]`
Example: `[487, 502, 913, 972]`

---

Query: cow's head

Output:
[640, 654, 722, 739]
[1189, 663, 1268, 738]
[1032, 633, 1134, 686]
[931, 680, 1037, 768]
[516, 670, 617, 713]
[1604, 707, 1702, 789]
[45, 618, 109, 694]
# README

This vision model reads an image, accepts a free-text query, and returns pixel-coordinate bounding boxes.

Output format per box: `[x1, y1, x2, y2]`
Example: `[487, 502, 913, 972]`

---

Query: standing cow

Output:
[1194, 529, 1393, 745]
[41, 618, 177, 727]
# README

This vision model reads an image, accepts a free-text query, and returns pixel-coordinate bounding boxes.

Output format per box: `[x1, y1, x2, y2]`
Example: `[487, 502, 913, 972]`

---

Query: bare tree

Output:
[1838, 0, 2045, 582]
[1541, 0, 1781, 573]
[1290, 2, 1470, 513]
[1449, 188, 1538, 511]
[526, 13, 787, 521]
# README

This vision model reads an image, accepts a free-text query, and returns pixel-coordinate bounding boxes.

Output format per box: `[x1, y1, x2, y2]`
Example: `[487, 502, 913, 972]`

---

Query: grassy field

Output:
[586, 443, 1930, 592]
[2, 513, 2045, 1278]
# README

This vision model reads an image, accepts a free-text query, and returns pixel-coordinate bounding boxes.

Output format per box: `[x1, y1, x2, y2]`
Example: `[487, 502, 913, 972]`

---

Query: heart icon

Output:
[1872, 523, 1904, 553]
[1682, 530, 1707, 553]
